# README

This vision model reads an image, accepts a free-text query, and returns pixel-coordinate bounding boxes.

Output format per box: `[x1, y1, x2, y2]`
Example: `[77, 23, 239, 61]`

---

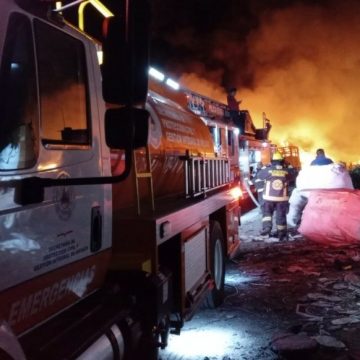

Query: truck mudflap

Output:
[17, 269, 172, 360]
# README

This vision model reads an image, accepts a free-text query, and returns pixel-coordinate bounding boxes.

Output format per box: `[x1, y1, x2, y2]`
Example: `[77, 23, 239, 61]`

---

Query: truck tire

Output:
[203, 221, 225, 308]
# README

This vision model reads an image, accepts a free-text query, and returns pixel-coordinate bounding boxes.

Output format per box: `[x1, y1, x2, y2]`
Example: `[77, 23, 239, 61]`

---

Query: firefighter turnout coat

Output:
[257, 163, 290, 201]
[256, 162, 290, 238]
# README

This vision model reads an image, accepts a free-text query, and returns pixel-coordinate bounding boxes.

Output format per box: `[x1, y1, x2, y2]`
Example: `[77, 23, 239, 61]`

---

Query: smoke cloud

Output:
[153, 1, 360, 165]
[243, 1, 360, 164]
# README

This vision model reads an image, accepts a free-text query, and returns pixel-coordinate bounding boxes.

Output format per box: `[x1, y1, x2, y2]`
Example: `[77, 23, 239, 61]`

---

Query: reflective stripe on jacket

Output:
[257, 164, 290, 201]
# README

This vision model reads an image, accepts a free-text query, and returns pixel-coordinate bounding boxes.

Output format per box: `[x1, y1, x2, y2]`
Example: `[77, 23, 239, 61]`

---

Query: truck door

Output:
[0, 12, 111, 335]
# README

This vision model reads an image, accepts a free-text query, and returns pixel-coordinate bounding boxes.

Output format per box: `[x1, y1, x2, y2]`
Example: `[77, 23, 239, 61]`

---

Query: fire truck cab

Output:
[0, 1, 240, 359]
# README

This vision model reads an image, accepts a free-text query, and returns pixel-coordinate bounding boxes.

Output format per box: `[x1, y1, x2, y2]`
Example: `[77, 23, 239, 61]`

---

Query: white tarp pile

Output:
[287, 163, 358, 245]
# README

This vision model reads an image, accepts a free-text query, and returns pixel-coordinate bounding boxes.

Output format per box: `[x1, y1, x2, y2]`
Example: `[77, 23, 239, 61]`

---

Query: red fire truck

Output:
[0, 1, 240, 359]
[149, 78, 274, 201]
[149, 74, 304, 209]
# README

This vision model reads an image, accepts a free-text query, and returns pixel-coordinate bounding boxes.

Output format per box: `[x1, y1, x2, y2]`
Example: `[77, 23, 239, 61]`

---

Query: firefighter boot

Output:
[278, 232, 288, 242]
[260, 228, 271, 236]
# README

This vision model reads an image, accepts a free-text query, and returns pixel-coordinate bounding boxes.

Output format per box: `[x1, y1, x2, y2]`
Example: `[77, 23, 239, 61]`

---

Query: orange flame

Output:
[175, 2, 360, 167]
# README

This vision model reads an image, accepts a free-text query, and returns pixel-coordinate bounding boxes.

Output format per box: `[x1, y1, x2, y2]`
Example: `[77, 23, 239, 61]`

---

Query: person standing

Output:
[257, 151, 291, 242]
[310, 148, 333, 166]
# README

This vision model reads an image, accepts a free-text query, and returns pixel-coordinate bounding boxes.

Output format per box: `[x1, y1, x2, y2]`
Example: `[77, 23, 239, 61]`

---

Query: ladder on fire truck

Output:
[133, 146, 155, 215]
[182, 152, 230, 198]
[133, 148, 230, 214]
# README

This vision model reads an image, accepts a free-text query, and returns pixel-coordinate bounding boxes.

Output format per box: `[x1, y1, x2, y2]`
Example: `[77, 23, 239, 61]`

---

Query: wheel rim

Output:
[213, 239, 224, 290]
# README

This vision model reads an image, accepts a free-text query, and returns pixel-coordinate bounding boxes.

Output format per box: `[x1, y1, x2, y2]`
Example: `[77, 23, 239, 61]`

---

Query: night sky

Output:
[101, 0, 328, 89]
[150, 0, 312, 89]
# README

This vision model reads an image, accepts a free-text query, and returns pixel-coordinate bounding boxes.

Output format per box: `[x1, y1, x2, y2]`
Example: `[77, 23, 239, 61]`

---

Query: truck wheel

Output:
[203, 221, 225, 308]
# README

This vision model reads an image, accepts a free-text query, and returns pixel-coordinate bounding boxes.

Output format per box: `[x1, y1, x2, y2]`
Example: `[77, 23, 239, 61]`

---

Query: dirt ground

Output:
[160, 207, 360, 360]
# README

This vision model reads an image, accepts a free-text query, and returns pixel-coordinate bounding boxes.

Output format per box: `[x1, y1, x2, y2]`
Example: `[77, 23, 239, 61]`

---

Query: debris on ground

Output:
[233, 208, 360, 359]
[161, 208, 360, 359]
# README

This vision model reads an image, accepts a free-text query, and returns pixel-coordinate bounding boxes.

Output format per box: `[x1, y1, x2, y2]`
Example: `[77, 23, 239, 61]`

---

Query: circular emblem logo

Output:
[53, 172, 75, 220]
[272, 179, 284, 191]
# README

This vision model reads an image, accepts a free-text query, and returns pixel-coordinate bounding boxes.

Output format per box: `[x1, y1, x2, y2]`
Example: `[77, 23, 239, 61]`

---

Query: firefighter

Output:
[257, 151, 290, 241]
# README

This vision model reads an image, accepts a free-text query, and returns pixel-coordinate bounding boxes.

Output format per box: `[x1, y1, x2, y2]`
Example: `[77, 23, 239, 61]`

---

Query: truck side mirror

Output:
[101, 0, 151, 105]
[105, 107, 149, 150]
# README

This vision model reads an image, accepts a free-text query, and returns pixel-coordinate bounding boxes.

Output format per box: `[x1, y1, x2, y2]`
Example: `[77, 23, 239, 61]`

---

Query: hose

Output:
[243, 178, 261, 208]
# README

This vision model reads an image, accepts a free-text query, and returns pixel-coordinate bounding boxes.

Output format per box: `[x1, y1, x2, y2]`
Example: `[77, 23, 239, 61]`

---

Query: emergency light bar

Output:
[148, 67, 180, 90]
[166, 78, 180, 90]
[149, 67, 165, 81]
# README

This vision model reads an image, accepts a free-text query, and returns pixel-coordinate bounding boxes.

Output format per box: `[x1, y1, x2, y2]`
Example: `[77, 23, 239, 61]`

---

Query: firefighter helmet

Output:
[272, 151, 283, 161]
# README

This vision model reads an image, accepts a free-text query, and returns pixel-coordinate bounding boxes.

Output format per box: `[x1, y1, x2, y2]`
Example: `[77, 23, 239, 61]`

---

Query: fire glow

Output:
[171, 2, 360, 166]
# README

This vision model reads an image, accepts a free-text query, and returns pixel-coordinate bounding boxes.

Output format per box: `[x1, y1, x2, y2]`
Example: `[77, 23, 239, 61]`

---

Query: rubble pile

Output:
[230, 236, 360, 359]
